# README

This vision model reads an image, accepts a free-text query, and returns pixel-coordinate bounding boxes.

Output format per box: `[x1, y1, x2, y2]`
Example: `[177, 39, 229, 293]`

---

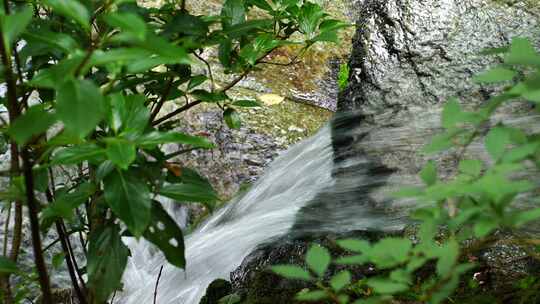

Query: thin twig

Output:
[194, 52, 215, 91]
[150, 77, 175, 123]
[153, 265, 164, 304]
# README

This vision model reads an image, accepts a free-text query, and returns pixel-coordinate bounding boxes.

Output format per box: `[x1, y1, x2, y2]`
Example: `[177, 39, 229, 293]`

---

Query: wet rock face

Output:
[341, 0, 540, 114]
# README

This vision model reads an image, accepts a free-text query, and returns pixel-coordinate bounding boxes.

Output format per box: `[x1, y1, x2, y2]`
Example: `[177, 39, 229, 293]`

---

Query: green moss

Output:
[238, 99, 333, 145]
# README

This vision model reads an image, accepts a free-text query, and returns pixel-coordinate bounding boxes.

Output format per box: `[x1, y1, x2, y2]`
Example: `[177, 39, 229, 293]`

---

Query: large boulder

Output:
[220, 0, 540, 303]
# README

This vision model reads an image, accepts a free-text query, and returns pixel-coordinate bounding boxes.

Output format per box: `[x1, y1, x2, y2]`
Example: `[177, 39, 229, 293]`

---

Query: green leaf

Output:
[368, 238, 412, 269]
[104, 170, 152, 237]
[474, 67, 517, 83]
[143, 201, 185, 268]
[295, 290, 328, 301]
[474, 217, 498, 238]
[420, 161, 437, 186]
[336, 239, 370, 253]
[505, 37, 540, 67]
[298, 2, 325, 37]
[306, 245, 331, 277]
[224, 108, 241, 129]
[105, 12, 147, 41]
[423, 131, 459, 154]
[435, 239, 459, 276]
[0, 256, 18, 274]
[458, 159, 483, 177]
[222, 19, 273, 38]
[218, 294, 242, 304]
[159, 183, 219, 209]
[188, 75, 208, 91]
[43, 0, 90, 30]
[191, 90, 228, 102]
[52, 252, 65, 269]
[87, 224, 129, 303]
[51, 144, 106, 165]
[232, 100, 262, 107]
[164, 13, 209, 37]
[271, 265, 312, 281]
[485, 127, 510, 160]
[41, 183, 95, 228]
[330, 271, 351, 292]
[441, 98, 461, 129]
[367, 277, 409, 294]
[222, 0, 246, 28]
[7, 105, 56, 145]
[56, 79, 105, 138]
[137, 131, 214, 149]
[0, 6, 32, 52]
[511, 208, 540, 227]
[105, 138, 136, 170]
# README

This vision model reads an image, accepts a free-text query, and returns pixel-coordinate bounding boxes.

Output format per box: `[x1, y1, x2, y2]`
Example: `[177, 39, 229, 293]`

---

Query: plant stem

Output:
[21, 148, 53, 303]
[153, 265, 164, 304]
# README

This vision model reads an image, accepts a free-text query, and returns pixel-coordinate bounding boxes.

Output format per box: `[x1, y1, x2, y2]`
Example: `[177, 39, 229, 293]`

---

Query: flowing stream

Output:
[118, 126, 335, 304]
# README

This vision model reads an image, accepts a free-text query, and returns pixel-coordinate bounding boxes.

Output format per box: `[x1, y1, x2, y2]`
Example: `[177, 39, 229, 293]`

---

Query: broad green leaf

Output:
[473, 67, 517, 83]
[441, 98, 461, 129]
[222, 19, 273, 38]
[164, 13, 209, 37]
[188, 75, 208, 91]
[41, 183, 95, 229]
[23, 29, 80, 54]
[306, 245, 330, 277]
[0, 6, 32, 53]
[90, 48, 153, 67]
[232, 100, 261, 107]
[336, 239, 370, 253]
[43, 0, 90, 30]
[0, 256, 18, 274]
[420, 161, 437, 186]
[159, 183, 219, 209]
[368, 238, 412, 269]
[271, 265, 312, 281]
[222, 0, 246, 28]
[474, 217, 499, 237]
[485, 127, 510, 160]
[367, 277, 409, 294]
[56, 79, 105, 138]
[27, 55, 84, 89]
[505, 37, 540, 67]
[191, 90, 228, 102]
[298, 2, 325, 38]
[247, 0, 273, 11]
[423, 131, 460, 154]
[330, 271, 351, 292]
[51, 144, 106, 165]
[224, 108, 241, 129]
[123, 95, 150, 134]
[295, 290, 328, 301]
[87, 224, 129, 303]
[104, 170, 152, 237]
[458, 159, 483, 177]
[435, 239, 459, 276]
[7, 105, 56, 145]
[143, 201, 185, 268]
[137, 131, 214, 149]
[52, 252, 65, 269]
[105, 138, 136, 170]
[510, 208, 540, 227]
[218, 294, 242, 304]
[105, 12, 147, 41]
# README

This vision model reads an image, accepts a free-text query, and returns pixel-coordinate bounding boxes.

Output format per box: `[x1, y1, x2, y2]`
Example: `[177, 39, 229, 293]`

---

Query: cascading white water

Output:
[118, 126, 335, 304]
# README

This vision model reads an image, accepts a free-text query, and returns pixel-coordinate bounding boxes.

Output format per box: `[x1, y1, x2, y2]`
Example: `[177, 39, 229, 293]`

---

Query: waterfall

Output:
[118, 125, 335, 304]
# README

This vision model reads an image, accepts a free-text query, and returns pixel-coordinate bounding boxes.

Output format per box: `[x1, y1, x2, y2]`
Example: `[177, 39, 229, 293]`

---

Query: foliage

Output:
[338, 62, 349, 92]
[0, 0, 348, 303]
[273, 37, 540, 303]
